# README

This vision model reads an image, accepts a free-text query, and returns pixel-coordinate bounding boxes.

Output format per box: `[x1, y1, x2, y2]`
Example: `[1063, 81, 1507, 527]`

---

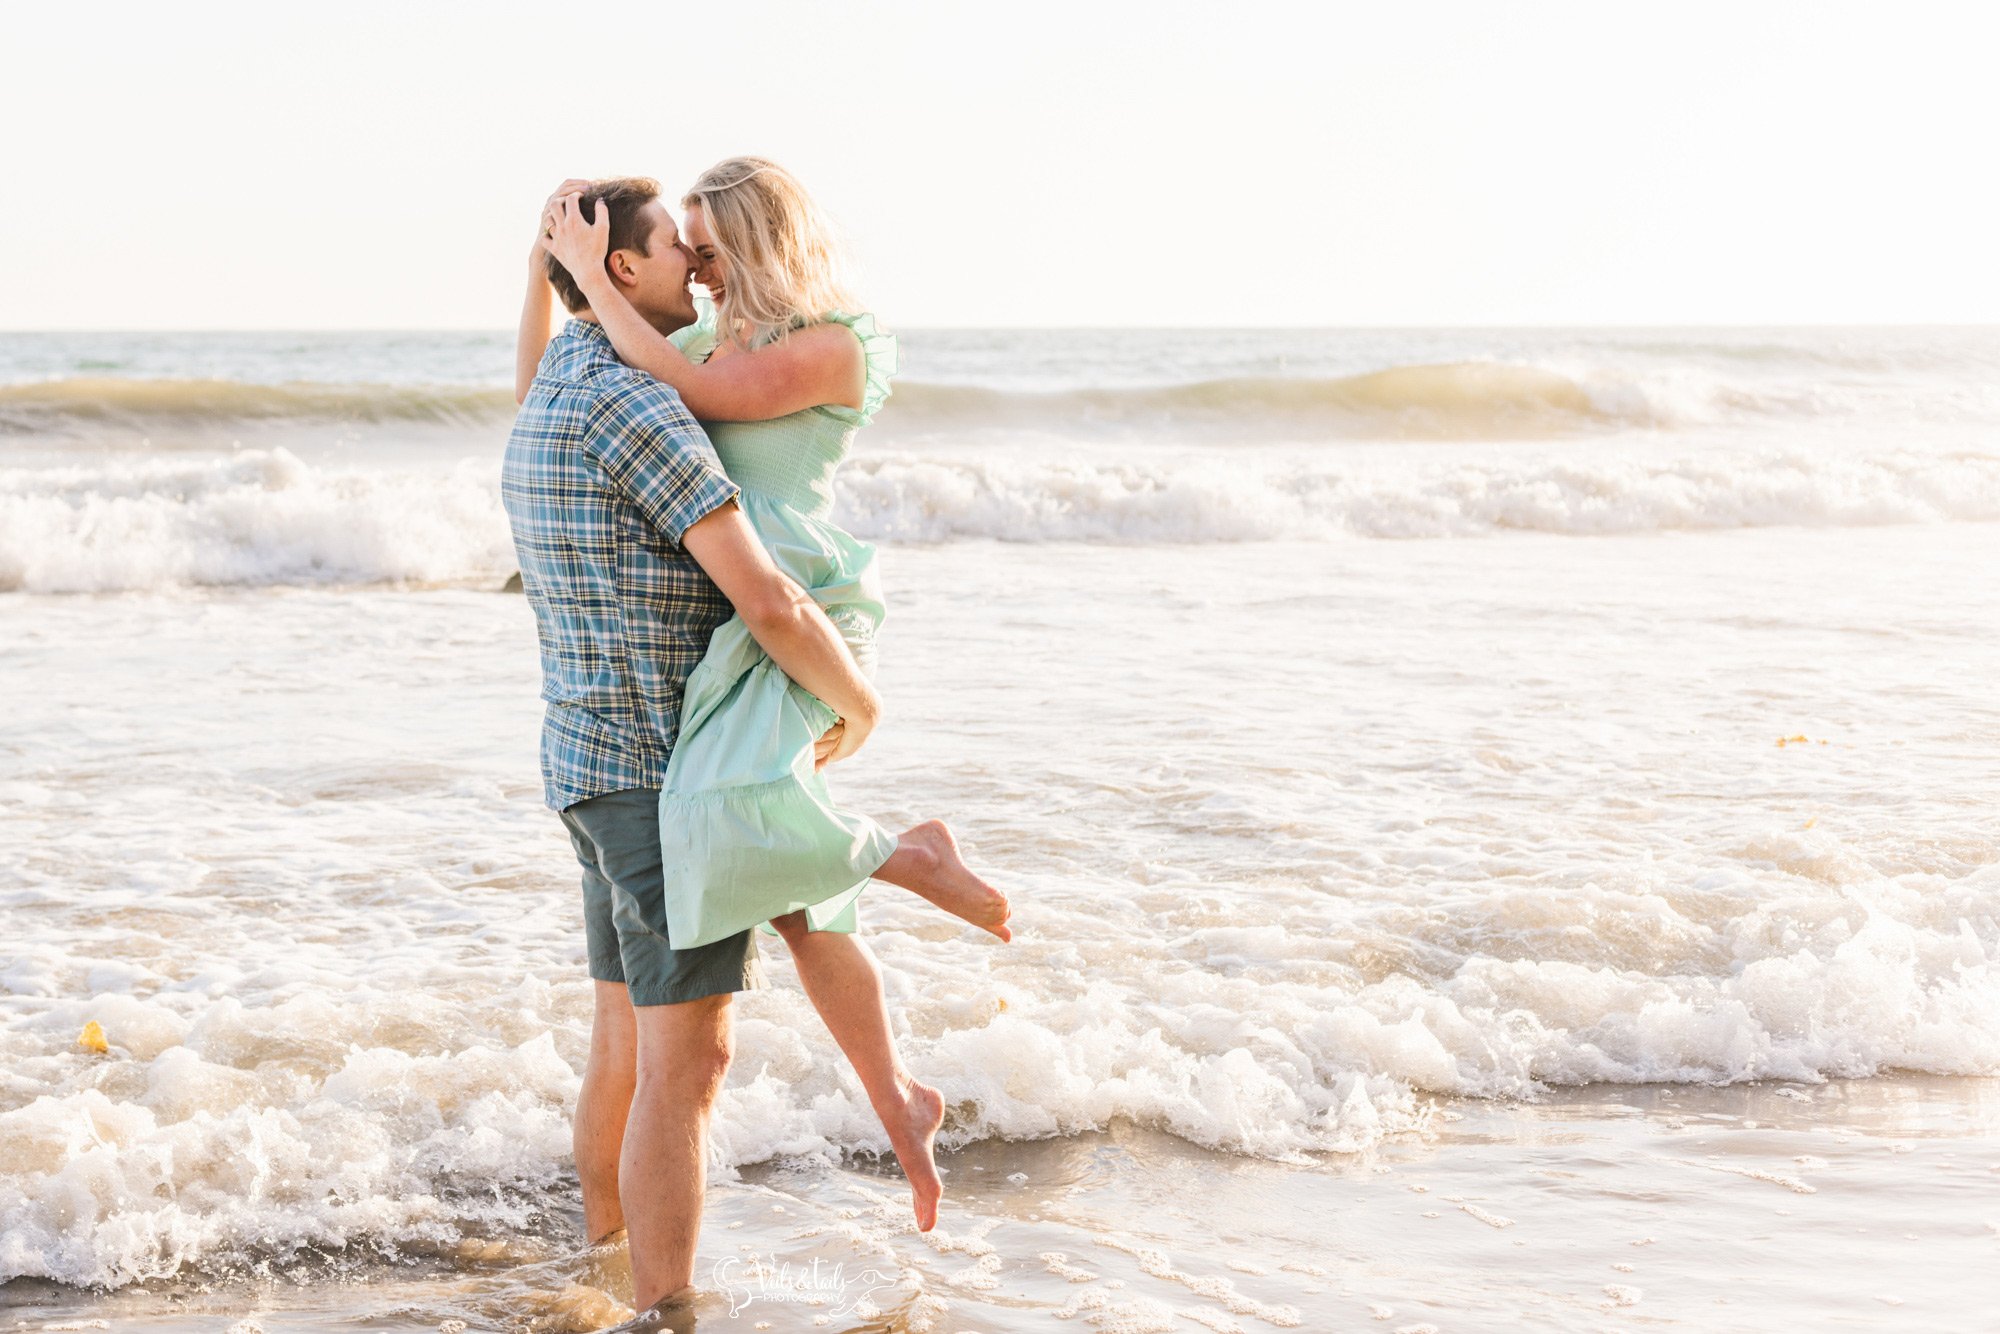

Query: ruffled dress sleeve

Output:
[815, 310, 898, 426]
[671, 295, 722, 363]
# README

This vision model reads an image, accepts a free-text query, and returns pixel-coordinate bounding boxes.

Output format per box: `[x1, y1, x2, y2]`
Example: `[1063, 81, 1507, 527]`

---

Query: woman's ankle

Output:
[868, 1067, 918, 1113]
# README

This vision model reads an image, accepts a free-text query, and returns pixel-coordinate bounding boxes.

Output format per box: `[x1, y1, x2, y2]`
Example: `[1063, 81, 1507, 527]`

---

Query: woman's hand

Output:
[530, 179, 593, 266]
[544, 193, 612, 291]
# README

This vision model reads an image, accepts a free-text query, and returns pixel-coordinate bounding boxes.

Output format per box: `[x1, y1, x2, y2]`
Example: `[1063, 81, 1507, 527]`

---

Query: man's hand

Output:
[813, 721, 845, 771]
[817, 707, 876, 769]
[682, 505, 883, 761]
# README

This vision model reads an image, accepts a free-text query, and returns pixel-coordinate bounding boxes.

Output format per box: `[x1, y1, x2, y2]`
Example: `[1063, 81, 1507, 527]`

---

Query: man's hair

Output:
[544, 177, 663, 315]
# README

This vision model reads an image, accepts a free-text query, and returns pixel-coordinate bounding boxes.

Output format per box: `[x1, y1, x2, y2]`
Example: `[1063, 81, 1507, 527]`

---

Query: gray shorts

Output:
[559, 787, 764, 1007]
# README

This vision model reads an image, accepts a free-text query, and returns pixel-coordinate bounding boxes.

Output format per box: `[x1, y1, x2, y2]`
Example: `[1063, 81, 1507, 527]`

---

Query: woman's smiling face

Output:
[684, 203, 729, 307]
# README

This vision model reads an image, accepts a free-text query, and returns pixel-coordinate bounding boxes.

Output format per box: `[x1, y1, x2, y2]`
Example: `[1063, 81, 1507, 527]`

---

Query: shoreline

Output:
[7, 1073, 1995, 1332]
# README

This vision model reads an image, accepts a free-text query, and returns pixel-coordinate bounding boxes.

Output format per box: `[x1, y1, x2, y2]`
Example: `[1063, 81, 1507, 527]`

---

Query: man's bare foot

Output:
[878, 820, 1012, 942]
[878, 1076, 946, 1231]
[592, 1282, 694, 1332]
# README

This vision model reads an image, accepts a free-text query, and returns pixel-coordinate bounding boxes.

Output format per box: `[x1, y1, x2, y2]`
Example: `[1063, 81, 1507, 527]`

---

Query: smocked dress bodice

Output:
[669, 306, 897, 520]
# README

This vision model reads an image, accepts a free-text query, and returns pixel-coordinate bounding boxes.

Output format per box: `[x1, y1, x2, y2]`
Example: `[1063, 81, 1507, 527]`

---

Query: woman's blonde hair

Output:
[683, 156, 856, 349]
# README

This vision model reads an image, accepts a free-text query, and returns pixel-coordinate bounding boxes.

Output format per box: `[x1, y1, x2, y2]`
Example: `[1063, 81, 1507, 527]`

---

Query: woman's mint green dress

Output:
[657, 307, 900, 948]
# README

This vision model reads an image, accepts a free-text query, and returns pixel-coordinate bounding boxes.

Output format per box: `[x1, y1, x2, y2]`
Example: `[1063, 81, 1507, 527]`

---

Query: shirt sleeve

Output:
[587, 384, 740, 544]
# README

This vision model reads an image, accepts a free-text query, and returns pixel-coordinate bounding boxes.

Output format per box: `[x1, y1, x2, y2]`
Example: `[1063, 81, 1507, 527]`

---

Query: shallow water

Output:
[7, 1076, 1996, 1331]
[5, 528, 1998, 1326]
[5, 325, 2000, 1326]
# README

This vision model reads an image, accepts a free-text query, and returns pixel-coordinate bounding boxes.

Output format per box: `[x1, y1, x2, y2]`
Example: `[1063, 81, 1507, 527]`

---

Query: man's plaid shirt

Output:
[501, 319, 740, 810]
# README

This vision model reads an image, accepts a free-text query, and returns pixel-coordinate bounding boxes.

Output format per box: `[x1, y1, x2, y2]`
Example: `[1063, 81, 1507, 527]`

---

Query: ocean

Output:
[3, 327, 1998, 1331]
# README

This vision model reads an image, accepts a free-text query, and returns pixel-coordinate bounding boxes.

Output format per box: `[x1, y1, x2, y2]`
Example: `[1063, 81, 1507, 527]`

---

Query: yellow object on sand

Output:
[78, 1021, 108, 1054]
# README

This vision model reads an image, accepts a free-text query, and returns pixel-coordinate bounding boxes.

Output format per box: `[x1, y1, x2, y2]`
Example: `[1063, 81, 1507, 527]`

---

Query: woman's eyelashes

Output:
[693, 252, 725, 293]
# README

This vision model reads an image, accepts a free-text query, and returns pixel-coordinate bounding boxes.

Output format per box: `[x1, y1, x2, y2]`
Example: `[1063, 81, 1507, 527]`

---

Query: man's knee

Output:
[633, 994, 735, 1099]
[638, 1034, 732, 1106]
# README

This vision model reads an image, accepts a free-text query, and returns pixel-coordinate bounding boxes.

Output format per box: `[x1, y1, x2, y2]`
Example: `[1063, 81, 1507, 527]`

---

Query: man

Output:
[500, 176, 882, 1319]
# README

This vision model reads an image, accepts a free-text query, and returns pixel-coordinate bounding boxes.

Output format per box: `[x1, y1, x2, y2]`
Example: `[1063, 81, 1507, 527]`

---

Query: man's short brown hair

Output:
[544, 177, 663, 315]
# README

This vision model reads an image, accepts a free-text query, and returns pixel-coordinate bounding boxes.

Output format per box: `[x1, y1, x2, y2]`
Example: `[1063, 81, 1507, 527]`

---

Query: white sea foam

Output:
[0, 449, 516, 592]
[835, 446, 2000, 542]
[5, 445, 1999, 592]
[4, 529, 1999, 1288]
[10, 860, 1994, 1289]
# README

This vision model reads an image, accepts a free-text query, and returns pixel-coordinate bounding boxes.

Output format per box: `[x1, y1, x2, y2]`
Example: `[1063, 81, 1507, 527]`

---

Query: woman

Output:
[517, 158, 1009, 1230]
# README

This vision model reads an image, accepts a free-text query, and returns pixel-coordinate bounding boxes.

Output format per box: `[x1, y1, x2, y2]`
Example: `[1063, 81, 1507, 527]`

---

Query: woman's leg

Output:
[871, 820, 1013, 942]
[771, 910, 946, 1230]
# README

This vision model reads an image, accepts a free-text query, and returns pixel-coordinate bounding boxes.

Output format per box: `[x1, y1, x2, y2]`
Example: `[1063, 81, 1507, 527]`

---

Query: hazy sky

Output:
[5, 1, 1995, 328]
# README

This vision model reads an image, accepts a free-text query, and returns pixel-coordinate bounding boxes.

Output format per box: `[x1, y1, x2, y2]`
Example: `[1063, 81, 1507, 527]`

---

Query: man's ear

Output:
[605, 249, 642, 291]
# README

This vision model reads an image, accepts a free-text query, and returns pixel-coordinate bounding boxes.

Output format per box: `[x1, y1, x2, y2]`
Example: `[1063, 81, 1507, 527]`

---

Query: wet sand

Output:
[7, 1074, 1994, 1332]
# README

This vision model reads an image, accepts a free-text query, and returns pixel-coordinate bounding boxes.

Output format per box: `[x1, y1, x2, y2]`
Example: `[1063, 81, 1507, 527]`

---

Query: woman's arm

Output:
[514, 253, 556, 405]
[545, 194, 863, 423]
[515, 181, 595, 403]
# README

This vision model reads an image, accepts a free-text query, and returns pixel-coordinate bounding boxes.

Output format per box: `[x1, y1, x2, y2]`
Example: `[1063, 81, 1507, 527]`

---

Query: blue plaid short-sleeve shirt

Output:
[501, 320, 741, 810]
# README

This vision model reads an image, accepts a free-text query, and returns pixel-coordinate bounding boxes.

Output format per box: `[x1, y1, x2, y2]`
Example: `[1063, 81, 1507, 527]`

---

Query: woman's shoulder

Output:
[807, 310, 898, 424]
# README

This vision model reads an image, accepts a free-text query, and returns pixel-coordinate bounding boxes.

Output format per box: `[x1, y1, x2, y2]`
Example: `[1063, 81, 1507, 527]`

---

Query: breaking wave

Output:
[0, 377, 516, 434]
[882, 362, 1630, 439]
[0, 357, 1879, 445]
[0, 451, 515, 592]
[4, 446, 1998, 592]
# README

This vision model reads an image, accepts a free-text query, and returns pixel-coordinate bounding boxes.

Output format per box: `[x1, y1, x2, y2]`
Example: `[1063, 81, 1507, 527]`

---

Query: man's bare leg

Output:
[772, 911, 945, 1230]
[871, 820, 1012, 942]
[623, 992, 734, 1310]
[575, 980, 638, 1246]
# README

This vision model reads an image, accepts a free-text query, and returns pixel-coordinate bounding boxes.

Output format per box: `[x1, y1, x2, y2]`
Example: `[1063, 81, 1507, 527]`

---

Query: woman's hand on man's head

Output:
[544, 192, 613, 288]
[530, 179, 594, 262]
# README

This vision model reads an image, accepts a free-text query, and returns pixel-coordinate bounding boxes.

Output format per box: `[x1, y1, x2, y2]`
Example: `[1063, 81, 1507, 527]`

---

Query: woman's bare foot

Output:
[877, 1076, 946, 1231]
[877, 820, 1012, 941]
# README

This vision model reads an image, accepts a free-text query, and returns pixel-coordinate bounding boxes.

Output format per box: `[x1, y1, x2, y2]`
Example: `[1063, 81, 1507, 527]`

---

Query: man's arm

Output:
[588, 390, 880, 761]
[682, 502, 881, 762]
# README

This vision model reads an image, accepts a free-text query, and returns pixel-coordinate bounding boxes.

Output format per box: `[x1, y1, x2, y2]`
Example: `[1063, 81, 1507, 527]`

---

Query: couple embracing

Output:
[502, 159, 1011, 1320]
